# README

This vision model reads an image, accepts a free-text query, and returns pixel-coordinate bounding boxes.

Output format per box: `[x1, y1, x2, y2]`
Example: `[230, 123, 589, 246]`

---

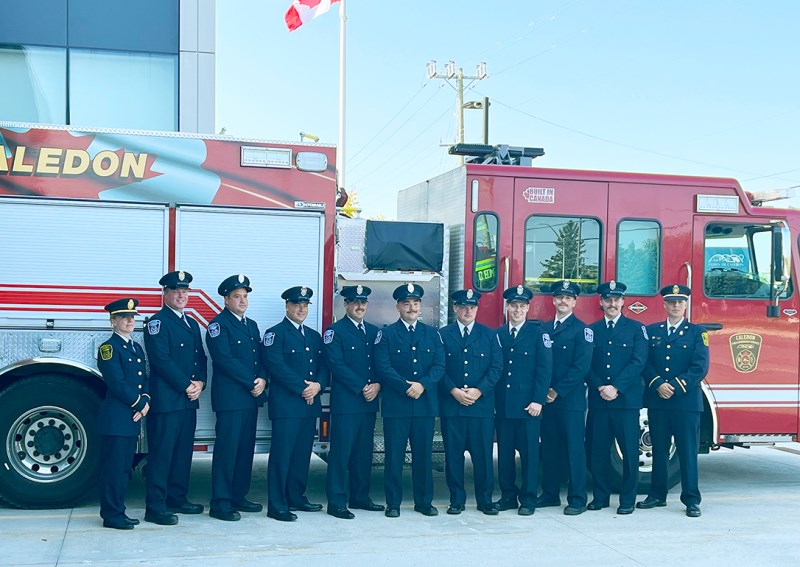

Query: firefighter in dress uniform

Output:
[261, 286, 329, 522]
[637, 284, 710, 518]
[536, 280, 594, 516]
[587, 280, 648, 515]
[493, 285, 553, 516]
[323, 285, 384, 520]
[205, 275, 267, 521]
[374, 283, 445, 518]
[97, 298, 149, 530]
[143, 270, 207, 525]
[439, 289, 503, 515]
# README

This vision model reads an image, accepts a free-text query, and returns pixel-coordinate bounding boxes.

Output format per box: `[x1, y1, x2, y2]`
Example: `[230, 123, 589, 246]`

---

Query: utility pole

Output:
[427, 61, 488, 164]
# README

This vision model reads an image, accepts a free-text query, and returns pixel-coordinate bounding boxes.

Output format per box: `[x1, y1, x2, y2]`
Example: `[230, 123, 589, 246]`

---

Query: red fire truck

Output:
[399, 143, 797, 490]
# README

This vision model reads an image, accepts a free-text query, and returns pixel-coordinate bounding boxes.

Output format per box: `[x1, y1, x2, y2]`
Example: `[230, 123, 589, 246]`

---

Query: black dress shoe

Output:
[349, 500, 385, 512]
[587, 500, 609, 511]
[124, 515, 140, 525]
[616, 506, 635, 515]
[494, 498, 519, 511]
[686, 504, 702, 518]
[518, 506, 535, 516]
[636, 496, 667, 509]
[289, 502, 323, 512]
[167, 502, 204, 514]
[385, 508, 400, 518]
[564, 505, 586, 516]
[535, 497, 561, 508]
[209, 509, 241, 521]
[447, 504, 465, 515]
[267, 509, 297, 522]
[144, 511, 179, 525]
[327, 507, 355, 519]
[414, 505, 439, 517]
[103, 518, 135, 530]
[233, 499, 263, 513]
[478, 503, 499, 516]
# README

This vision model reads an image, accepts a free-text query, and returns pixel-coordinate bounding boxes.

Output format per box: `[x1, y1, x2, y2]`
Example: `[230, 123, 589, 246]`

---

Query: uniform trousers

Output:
[495, 417, 541, 507]
[648, 408, 701, 506]
[383, 416, 434, 508]
[441, 416, 495, 507]
[100, 435, 138, 521]
[589, 408, 639, 507]
[211, 407, 258, 512]
[539, 406, 587, 507]
[145, 409, 196, 512]
[326, 412, 377, 509]
[267, 417, 316, 513]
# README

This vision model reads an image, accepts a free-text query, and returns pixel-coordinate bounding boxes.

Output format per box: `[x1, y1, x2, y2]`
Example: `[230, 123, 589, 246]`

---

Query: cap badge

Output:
[516, 285, 524, 295]
[357, 285, 363, 294]
[609, 281, 616, 290]
[407, 283, 414, 293]
[178, 271, 186, 281]
[300, 287, 308, 297]
[238, 274, 245, 283]
[562, 280, 570, 289]
[127, 299, 134, 310]
[466, 289, 474, 299]
[672, 284, 680, 294]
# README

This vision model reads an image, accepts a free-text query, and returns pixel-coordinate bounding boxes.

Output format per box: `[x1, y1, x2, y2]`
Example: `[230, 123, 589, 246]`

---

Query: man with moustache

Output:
[438, 289, 503, 515]
[143, 270, 207, 526]
[205, 275, 267, 521]
[587, 280, 648, 515]
[261, 286, 329, 522]
[323, 285, 384, 520]
[374, 283, 445, 518]
[536, 280, 594, 516]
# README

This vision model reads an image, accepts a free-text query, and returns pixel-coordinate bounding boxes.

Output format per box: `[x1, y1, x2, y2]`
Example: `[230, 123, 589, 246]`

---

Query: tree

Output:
[539, 220, 587, 281]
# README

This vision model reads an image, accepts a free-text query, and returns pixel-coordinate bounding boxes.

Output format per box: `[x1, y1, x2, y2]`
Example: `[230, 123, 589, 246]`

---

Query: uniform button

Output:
[412, 346, 417, 351]
[665, 367, 670, 372]
[137, 358, 142, 363]
[507, 383, 511, 388]
[666, 356, 670, 360]
[292, 349, 296, 353]
[606, 364, 611, 368]
[237, 340, 241, 344]
[128, 358, 132, 362]
[464, 360, 469, 365]
[463, 348, 468, 353]
[309, 372, 314, 376]
[607, 352, 611, 356]
[413, 359, 417, 363]
[509, 360, 513, 365]
[507, 372, 512, 376]
[413, 371, 418, 375]
[510, 348, 515, 352]
[608, 341, 612, 345]
[666, 345, 671, 349]
[138, 385, 142, 389]
[309, 359, 314, 363]
[463, 384, 468, 387]
[351, 346, 355, 350]
[306, 347, 310, 351]
[138, 371, 143, 376]
[180, 343, 184, 347]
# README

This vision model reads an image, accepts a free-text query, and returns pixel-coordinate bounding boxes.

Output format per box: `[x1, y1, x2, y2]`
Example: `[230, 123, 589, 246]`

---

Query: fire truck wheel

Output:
[0, 376, 101, 508]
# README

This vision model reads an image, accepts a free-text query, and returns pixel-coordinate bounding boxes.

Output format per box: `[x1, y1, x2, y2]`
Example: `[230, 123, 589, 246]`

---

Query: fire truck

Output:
[398, 143, 798, 490]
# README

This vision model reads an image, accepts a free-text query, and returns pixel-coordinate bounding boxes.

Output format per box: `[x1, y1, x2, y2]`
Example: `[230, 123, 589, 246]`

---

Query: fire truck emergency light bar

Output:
[449, 143, 545, 166]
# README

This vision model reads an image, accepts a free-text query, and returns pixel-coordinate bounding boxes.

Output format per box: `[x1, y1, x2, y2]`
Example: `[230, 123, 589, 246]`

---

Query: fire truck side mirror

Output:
[768, 222, 792, 317]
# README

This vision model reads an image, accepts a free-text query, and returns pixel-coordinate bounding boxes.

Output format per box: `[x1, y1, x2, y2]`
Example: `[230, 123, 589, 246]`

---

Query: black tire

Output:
[0, 375, 102, 508]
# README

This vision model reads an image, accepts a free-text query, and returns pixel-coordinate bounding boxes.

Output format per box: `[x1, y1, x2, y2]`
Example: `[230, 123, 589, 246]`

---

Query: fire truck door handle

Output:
[701, 323, 724, 331]
[502, 256, 510, 290]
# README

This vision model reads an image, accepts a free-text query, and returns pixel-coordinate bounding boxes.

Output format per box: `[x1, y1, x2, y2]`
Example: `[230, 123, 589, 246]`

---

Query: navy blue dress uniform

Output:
[638, 285, 710, 517]
[494, 285, 553, 513]
[205, 275, 267, 520]
[261, 286, 330, 521]
[374, 283, 445, 516]
[143, 270, 207, 522]
[97, 298, 149, 529]
[439, 289, 503, 514]
[323, 285, 383, 517]
[538, 281, 594, 512]
[587, 281, 648, 513]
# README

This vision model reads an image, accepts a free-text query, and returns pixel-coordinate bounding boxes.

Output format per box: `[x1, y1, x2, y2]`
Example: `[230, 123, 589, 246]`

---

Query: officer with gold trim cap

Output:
[637, 284, 709, 518]
[97, 298, 149, 529]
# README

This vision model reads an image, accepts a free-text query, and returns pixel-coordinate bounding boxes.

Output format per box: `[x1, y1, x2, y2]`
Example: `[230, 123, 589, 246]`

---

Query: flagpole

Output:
[337, 0, 346, 191]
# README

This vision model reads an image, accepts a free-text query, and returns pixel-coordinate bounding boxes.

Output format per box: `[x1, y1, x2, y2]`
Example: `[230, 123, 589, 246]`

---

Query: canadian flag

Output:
[285, 0, 341, 31]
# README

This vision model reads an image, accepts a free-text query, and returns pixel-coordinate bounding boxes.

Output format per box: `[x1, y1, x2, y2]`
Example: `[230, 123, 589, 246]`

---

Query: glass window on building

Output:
[524, 216, 601, 294]
[0, 44, 66, 124]
[704, 222, 792, 299]
[617, 220, 661, 295]
[69, 49, 177, 130]
[473, 212, 498, 291]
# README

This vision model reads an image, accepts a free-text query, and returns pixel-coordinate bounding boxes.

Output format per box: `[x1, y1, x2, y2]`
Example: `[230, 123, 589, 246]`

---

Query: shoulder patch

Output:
[584, 328, 594, 343]
[641, 326, 649, 340]
[147, 319, 161, 335]
[100, 344, 113, 361]
[375, 329, 383, 344]
[542, 332, 552, 349]
[263, 331, 275, 347]
[208, 322, 221, 338]
[323, 329, 334, 344]
[701, 331, 709, 347]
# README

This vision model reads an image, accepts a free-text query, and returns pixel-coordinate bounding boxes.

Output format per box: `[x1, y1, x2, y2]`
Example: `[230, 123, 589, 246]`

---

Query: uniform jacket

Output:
[495, 321, 553, 419]
[97, 333, 149, 437]
[643, 320, 710, 412]
[587, 315, 648, 410]
[323, 317, 380, 415]
[547, 314, 594, 411]
[205, 308, 267, 412]
[143, 307, 208, 413]
[374, 319, 445, 418]
[439, 322, 502, 418]
[261, 317, 329, 419]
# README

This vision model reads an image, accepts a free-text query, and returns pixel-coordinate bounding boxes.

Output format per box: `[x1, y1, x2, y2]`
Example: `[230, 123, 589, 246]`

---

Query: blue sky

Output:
[216, 1, 800, 218]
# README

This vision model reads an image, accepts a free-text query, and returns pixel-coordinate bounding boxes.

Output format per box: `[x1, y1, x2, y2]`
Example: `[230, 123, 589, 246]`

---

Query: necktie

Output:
[510, 327, 517, 339]
[242, 316, 247, 326]
[408, 325, 415, 334]
[463, 327, 470, 339]
[554, 320, 561, 330]
[668, 325, 676, 336]
[607, 320, 614, 330]
[358, 322, 366, 335]
[300, 325, 305, 337]
[182, 314, 191, 328]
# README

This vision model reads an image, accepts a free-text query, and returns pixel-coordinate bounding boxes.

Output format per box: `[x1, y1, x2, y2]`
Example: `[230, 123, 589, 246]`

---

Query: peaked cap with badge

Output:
[451, 288, 481, 306]
[159, 270, 193, 289]
[549, 279, 581, 298]
[660, 284, 691, 301]
[503, 284, 533, 303]
[105, 298, 139, 317]
[340, 284, 371, 302]
[597, 280, 627, 298]
[392, 282, 424, 302]
[218, 274, 252, 296]
[282, 285, 313, 303]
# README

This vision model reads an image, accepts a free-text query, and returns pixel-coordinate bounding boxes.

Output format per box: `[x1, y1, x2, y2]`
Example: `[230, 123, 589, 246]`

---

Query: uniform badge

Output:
[263, 332, 275, 347]
[127, 299, 135, 310]
[702, 331, 709, 347]
[542, 333, 552, 348]
[100, 344, 113, 361]
[178, 271, 186, 281]
[466, 289, 474, 299]
[562, 280, 570, 289]
[609, 280, 616, 291]
[584, 328, 594, 343]
[672, 284, 680, 294]
[407, 283, 414, 293]
[323, 329, 334, 344]
[238, 274, 245, 283]
[375, 330, 383, 344]
[516, 285, 524, 295]
[641, 326, 648, 340]
[357, 285, 363, 294]
[208, 322, 221, 338]
[300, 287, 308, 297]
[147, 319, 161, 335]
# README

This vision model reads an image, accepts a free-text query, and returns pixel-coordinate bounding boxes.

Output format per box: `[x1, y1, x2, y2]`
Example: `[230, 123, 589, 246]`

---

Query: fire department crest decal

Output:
[729, 333, 762, 373]
[323, 329, 334, 344]
[375, 330, 382, 344]
[584, 328, 593, 343]
[263, 332, 275, 347]
[627, 301, 647, 315]
[147, 320, 161, 335]
[542, 333, 552, 348]
[208, 322, 221, 338]
[100, 344, 113, 361]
